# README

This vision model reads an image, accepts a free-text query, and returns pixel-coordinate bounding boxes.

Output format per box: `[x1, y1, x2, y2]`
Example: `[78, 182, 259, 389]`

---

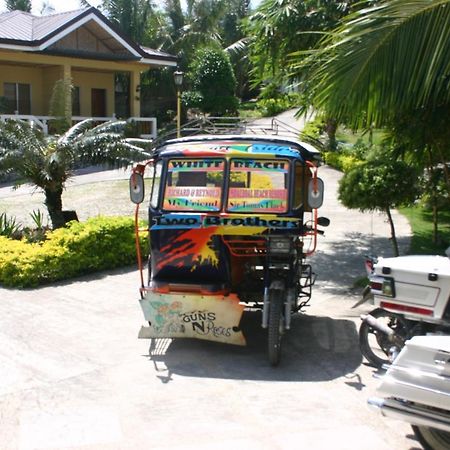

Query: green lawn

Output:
[336, 127, 386, 147]
[400, 205, 450, 255]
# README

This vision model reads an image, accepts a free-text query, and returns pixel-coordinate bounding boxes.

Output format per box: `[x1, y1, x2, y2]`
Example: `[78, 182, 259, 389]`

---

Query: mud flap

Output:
[138, 291, 246, 346]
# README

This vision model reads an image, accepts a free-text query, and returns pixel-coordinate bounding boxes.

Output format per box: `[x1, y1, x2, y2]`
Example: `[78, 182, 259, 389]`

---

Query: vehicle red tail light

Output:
[380, 301, 433, 317]
[370, 281, 383, 291]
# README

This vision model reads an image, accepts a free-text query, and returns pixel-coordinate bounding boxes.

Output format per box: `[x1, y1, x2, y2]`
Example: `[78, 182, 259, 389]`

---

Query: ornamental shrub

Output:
[182, 90, 203, 109]
[256, 93, 301, 117]
[0, 216, 148, 288]
[257, 98, 288, 117]
[338, 148, 419, 256]
[188, 47, 238, 116]
[323, 152, 362, 172]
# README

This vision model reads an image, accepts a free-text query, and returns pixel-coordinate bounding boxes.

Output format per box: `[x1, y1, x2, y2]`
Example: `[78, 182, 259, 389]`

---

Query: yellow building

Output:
[0, 7, 177, 138]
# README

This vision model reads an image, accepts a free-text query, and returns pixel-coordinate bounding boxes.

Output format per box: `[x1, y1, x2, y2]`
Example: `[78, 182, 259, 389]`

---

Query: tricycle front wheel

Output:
[268, 288, 284, 366]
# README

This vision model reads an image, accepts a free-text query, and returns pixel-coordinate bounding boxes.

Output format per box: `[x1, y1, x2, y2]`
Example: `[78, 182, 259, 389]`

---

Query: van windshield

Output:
[227, 159, 289, 213]
[163, 158, 224, 211]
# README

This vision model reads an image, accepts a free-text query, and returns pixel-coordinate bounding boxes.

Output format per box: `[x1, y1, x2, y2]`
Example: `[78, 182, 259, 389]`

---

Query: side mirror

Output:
[307, 178, 324, 209]
[317, 216, 330, 227]
[130, 172, 145, 204]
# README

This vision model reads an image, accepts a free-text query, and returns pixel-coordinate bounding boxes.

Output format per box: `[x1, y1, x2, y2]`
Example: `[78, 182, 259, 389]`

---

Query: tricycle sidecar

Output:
[130, 134, 327, 365]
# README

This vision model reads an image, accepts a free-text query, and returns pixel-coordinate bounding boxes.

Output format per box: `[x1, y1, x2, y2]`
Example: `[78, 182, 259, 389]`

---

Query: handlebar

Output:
[304, 226, 325, 236]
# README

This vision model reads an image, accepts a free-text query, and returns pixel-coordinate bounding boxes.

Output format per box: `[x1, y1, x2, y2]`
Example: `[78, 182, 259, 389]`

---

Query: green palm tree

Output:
[294, 0, 450, 195]
[0, 119, 151, 229]
[246, 0, 354, 88]
[6, 0, 31, 12]
[163, 0, 227, 67]
[296, 0, 450, 128]
[101, 0, 153, 43]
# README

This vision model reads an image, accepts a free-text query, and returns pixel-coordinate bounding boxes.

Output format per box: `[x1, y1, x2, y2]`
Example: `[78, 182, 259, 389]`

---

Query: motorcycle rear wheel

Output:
[268, 288, 284, 366]
[412, 425, 450, 450]
[359, 308, 405, 368]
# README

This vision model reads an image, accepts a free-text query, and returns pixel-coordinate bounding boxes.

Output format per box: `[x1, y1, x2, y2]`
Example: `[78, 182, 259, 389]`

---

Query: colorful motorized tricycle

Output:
[130, 134, 328, 365]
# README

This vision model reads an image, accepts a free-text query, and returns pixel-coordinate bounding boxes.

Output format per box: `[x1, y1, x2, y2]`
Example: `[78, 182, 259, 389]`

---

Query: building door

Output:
[91, 88, 106, 117]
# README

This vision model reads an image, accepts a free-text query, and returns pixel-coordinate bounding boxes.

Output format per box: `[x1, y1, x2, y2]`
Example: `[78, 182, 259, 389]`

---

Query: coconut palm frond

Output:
[0, 121, 47, 174]
[58, 120, 128, 151]
[121, 141, 152, 158]
[75, 138, 149, 168]
[0, 119, 43, 147]
[58, 118, 96, 145]
[123, 137, 153, 150]
[89, 120, 128, 135]
[225, 37, 250, 56]
[302, 0, 450, 127]
[0, 148, 25, 174]
[71, 132, 123, 150]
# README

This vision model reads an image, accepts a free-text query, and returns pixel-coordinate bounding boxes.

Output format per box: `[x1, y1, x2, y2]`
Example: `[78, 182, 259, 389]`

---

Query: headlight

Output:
[268, 237, 292, 255]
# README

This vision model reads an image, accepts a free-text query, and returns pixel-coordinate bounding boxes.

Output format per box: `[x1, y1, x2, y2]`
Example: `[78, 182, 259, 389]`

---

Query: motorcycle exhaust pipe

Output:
[361, 314, 395, 337]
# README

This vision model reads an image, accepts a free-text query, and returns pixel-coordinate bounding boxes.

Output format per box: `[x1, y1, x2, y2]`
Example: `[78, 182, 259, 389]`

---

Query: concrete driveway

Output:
[0, 159, 419, 448]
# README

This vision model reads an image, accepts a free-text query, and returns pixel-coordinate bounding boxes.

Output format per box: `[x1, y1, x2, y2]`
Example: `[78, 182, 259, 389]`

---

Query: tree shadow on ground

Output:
[146, 311, 361, 383]
[310, 232, 411, 295]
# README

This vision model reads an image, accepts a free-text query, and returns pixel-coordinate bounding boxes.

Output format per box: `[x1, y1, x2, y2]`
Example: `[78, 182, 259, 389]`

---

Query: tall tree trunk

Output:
[44, 187, 65, 229]
[436, 145, 450, 193]
[433, 201, 438, 245]
[427, 152, 440, 244]
[385, 207, 399, 257]
[325, 117, 338, 151]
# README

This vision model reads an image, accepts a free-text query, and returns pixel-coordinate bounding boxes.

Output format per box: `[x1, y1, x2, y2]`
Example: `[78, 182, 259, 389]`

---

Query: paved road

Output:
[0, 157, 418, 450]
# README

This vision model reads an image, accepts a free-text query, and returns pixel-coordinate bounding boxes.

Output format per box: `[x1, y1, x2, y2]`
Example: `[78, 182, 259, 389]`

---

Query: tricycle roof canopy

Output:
[154, 135, 320, 161]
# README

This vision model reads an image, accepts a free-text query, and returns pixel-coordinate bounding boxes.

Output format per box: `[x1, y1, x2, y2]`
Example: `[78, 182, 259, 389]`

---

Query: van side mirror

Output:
[130, 172, 145, 204]
[307, 178, 324, 209]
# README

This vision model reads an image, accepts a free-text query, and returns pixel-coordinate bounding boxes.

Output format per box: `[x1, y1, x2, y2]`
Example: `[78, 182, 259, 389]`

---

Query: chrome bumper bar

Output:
[368, 397, 450, 433]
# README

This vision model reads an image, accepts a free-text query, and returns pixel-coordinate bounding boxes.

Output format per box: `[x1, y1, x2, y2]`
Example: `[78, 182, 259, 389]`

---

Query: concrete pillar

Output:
[130, 69, 141, 117]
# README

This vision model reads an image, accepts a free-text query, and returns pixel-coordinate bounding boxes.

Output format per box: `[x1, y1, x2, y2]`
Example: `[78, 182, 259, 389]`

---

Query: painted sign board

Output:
[139, 291, 246, 346]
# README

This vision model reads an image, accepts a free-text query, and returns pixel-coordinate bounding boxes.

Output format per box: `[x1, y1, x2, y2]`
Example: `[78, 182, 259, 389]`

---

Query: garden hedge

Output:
[322, 152, 363, 173]
[0, 216, 148, 288]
